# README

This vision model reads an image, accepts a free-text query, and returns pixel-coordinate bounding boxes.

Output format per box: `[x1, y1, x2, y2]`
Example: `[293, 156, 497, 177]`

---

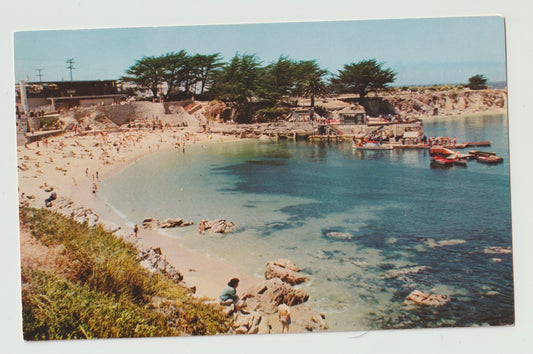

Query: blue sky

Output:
[14, 16, 506, 86]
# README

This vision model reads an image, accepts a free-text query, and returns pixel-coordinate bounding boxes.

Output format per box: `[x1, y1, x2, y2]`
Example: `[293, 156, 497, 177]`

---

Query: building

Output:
[17, 80, 125, 113]
[337, 105, 367, 124]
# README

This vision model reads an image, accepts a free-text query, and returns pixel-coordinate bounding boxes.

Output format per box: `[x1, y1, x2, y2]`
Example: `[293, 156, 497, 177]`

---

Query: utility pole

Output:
[66, 58, 75, 81]
[36, 68, 44, 82]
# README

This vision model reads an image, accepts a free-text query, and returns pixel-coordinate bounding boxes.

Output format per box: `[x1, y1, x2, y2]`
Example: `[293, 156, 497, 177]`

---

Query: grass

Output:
[19, 207, 231, 340]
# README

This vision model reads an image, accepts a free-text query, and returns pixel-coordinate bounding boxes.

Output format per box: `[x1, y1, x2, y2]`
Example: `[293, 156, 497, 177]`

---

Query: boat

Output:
[453, 158, 468, 167]
[465, 141, 492, 147]
[352, 141, 394, 150]
[429, 147, 456, 157]
[469, 150, 496, 157]
[430, 156, 454, 167]
[477, 155, 503, 164]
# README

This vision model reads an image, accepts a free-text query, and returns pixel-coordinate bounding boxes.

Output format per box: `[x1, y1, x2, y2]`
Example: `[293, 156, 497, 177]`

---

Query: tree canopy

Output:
[332, 59, 396, 99]
[467, 74, 488, 90]
[122, 52, 400, 121]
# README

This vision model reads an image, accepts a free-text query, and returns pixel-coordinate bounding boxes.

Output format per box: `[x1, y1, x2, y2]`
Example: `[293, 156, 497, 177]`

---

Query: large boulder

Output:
[264, 260, 307, 285]
[243, 278, 309, 314]
[198, 219, 236, 234]
[290, 306, 328, 332]
[405, 290, 450, 307]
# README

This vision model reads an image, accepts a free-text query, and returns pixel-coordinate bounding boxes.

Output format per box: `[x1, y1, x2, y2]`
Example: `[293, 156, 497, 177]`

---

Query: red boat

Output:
[430, 147, 456, 157]
[431, 156, 454, 167]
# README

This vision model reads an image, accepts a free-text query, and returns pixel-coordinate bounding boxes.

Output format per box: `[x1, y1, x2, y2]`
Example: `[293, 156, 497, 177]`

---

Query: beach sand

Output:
[17, 127, 262, 299]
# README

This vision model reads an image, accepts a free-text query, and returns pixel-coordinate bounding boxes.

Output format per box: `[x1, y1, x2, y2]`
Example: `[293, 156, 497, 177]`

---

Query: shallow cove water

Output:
[100, 114, 513, 331]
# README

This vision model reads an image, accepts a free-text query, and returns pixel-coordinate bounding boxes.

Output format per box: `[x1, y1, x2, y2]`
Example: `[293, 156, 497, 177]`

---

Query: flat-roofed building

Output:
[17, 80, 125, 113]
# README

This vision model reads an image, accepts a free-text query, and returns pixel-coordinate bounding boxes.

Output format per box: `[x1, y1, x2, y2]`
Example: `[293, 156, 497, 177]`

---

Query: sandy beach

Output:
[17, 126, 262, 300]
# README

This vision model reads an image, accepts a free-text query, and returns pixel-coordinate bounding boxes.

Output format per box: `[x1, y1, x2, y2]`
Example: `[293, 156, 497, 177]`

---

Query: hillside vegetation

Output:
[19, 207, 231, 340]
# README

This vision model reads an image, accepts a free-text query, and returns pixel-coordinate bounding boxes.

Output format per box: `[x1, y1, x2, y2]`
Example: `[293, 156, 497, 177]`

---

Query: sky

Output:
[13, 16, 506, 86]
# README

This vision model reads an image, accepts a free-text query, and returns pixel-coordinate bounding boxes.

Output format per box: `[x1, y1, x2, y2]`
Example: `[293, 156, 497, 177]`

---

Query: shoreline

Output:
[17, 127, 263, 300]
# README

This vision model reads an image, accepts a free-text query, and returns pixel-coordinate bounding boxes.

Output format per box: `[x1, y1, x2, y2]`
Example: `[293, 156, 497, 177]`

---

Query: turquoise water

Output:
[100, 114, 513, 331]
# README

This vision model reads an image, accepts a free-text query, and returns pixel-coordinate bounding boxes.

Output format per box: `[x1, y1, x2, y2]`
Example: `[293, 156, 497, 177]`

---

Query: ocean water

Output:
[99, 114, 513, 331]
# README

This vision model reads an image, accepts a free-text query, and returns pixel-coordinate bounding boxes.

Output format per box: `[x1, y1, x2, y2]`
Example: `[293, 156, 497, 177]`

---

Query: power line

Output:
[66, 58, 75, 81]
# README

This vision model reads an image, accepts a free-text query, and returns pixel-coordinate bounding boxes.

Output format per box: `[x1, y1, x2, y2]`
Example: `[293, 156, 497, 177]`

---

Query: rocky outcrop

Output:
[142, 217, 194, 229]
[198, 219, 235, 234]
[232, 311, 271, 335]
[264, 259, 307, 285]
[138, 246, 196, 293]
[405, 290, 450, 307]
[229, 258, 326, 334]
[382, 89, 506, 118]
[244, 278, 309, 314]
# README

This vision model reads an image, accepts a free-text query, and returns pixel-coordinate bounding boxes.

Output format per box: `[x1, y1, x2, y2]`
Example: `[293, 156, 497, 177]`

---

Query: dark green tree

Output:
[160, 50, 188, 100]
[258, 55, 297, 103]
[210, 53, 262, 122]
[467, 74, 488, 90]
[121, 56, 166, 98]
[293, 60, 329, 108]
[193, 53, 223, 95]
[332, 59, 396, 99]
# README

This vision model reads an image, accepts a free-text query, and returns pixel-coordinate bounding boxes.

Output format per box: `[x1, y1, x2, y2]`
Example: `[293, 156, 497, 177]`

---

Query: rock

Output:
[325, 231, 354, 241]
[405, 290, 450, 307]
[243, 278, 309, 314]
[142, 218, 159, 229]
[199, 219, 236, 234]
[159, 218, 184, 228]
[290, 306, 327, 332]
[257, 318, 271, 334]
[271, 258, 301, 272]
[142, 217, 193, 229]
[384, 266, 431, 279]
[235, 326, 248, 334]
[484, 246, 512, 254]
[264, 262, 307, 285]
[234, 313, 251, 329]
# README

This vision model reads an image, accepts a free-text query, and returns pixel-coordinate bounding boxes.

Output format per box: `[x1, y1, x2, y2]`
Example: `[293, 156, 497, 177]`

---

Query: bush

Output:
[254, 107, 289, 122]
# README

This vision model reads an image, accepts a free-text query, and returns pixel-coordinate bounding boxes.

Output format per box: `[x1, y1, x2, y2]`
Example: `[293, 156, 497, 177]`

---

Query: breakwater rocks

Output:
[209, 121, 315, 140]
[230, 258, 327, 334]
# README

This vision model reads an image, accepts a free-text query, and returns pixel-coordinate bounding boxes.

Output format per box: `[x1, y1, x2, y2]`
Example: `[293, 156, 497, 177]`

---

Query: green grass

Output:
[20, 207, 231, 340]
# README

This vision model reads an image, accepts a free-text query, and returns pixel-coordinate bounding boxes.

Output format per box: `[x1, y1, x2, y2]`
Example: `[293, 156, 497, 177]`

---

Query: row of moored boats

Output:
[351, 141, 504, 167]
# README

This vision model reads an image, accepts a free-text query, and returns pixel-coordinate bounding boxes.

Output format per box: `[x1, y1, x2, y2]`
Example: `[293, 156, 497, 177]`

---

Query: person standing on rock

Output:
[219, 278, 241, 312]
[278, 303, 291, 333]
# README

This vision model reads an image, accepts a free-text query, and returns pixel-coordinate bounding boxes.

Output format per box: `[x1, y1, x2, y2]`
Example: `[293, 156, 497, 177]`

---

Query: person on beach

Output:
[278, 303, 291, 333]
[219, 278, 242, 311]
[134, 224, 139, 238]
[44, 187, 57, 207]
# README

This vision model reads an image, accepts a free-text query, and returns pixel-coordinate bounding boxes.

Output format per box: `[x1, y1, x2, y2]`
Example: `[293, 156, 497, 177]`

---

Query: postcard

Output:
[13, 16, 511, 342]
